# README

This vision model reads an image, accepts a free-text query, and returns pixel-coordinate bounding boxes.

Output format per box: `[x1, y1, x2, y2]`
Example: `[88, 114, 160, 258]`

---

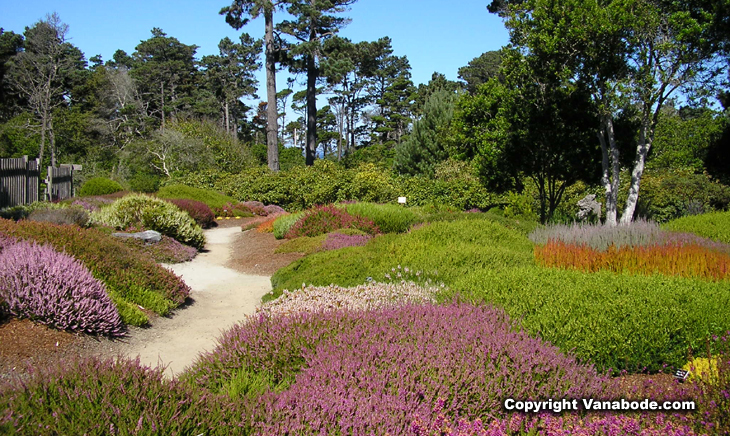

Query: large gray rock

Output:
[576, 194, 601, 221]
[111, 230, 162, 244]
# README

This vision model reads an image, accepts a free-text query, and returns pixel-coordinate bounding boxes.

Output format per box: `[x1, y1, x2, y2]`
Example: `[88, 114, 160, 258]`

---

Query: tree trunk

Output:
[305, 53, 317, 166]
[38, 108, 47, 172]
[621, 117, 652, 224]
[160, 81, 166, 129]
[265, 5, 280, 171]
[598, 113, 620, 226]
[224, 100, 230, 135]
[49, 117, 56, 168]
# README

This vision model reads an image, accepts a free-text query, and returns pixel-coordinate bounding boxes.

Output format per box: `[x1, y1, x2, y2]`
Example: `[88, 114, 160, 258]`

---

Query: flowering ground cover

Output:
[0, 219, 190, 326]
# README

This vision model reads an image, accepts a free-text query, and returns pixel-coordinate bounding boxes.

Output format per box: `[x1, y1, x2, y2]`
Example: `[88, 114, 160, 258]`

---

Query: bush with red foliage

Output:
[535, 240, 730, 281]
[285, 205, 379, 238]
[165, 198, 216, 229]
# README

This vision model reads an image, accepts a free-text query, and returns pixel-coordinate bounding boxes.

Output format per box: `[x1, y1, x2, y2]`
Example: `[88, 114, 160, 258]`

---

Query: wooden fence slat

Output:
[0, 157, 69, 208]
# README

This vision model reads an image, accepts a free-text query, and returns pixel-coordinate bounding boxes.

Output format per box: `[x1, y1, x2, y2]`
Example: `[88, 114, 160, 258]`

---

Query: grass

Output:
[344, 202, 419, 233]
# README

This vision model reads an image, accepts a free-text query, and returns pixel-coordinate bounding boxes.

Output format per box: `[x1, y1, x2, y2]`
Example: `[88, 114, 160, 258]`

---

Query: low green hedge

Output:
[344, 202, 419, 233]
[663, 211, 730, 244]
[156, 184, 238, 210]
[78, 177, 124, 197]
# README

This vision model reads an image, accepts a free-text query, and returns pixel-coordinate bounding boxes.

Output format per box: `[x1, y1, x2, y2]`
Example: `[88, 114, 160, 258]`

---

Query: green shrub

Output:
[0, 219, 189, 326]
[128, 173, 161, 193]
[344, 202, 418, 233]
[274, 234, 327, 254]
[664, 211, 730, 244]
[156, 184, 237, 210]
[638, 169, 730, 222]
[78, 177, 124, 197]
[273, 212, 304, 239]
[90, 194, 205, 249]
[450, 266, 730, 373]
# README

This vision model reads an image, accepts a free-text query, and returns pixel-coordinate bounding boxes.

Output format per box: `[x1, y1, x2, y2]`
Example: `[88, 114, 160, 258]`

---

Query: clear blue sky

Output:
[1, 0, 509, 97]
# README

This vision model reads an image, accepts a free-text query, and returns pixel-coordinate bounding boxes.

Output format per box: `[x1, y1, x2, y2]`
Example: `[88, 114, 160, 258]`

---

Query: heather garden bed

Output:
[1, 199, 729, 435]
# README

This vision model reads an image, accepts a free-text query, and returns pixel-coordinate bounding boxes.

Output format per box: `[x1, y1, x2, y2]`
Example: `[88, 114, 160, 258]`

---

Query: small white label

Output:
[398, 197, 407, 204]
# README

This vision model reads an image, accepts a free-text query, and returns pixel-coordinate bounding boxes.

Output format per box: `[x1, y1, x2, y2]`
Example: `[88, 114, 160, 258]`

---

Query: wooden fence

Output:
[47, 165, 74, 202]
[0, 157, 78, 208]
[0, 156, 40, 209]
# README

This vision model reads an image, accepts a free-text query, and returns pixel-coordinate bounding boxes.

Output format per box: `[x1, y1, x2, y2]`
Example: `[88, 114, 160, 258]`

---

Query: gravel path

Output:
[101, 227, 271, 378]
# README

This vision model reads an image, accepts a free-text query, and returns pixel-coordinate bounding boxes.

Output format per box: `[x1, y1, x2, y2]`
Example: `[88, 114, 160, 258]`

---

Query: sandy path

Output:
[105, 227, 271, 378]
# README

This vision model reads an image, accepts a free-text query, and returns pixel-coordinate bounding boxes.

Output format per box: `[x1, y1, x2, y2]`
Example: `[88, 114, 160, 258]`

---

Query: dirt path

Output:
[101, 227, 272, 378]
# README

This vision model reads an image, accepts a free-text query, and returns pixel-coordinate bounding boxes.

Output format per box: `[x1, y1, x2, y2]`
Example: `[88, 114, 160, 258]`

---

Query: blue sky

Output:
[1, 0, 509, 98]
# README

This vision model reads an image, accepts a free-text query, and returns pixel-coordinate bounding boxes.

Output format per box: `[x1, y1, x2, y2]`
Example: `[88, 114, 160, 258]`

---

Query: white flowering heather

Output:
[258, 281, 438, 317]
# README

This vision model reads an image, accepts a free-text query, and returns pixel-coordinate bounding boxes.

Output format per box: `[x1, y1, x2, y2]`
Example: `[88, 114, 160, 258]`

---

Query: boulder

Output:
[111, 230, 162, 244]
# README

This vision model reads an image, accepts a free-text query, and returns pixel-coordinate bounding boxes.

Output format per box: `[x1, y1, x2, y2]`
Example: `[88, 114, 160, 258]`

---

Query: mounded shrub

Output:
[0, 356, 256, 435]
[165, 198, 216, 229]
[117, 235, 198, 264]
[664, 211, 730, 244]
[156, 184, 237, 210]
[91, 194, 205, 250]
[272, 212, 303, 239]
[188, 303, 607, 435]
[321, 231, 371, 250]
[0, 219, 189, 326]
[345, 202, 419, 233]
[78, 177, 124, 197]
[0, 240, 124, 336]
[285, 205, 379, 238]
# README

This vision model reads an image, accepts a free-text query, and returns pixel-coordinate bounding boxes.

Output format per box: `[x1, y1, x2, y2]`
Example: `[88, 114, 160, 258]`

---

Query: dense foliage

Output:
[90, 194, 205, 249]
[77, 177, 124, 197]
[285, 205, 379, 238]
[0, 219, 189, 326]
[0, 239, 124, 336]
[273, 218, 730, 373]
[164, 198, 216, 229]
[664, 211, 730, 244]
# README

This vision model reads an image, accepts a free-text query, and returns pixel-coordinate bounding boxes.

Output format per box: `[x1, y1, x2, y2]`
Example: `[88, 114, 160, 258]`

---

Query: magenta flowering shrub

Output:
[0, 240, 125, 336]
[285, 205, 380, 238]
[242, 201, 267, 216]
[264, 204, 286, 215]
[411, 400, 702, 436]
[321, 232, 372, 250]
[189, 303, 608, 435]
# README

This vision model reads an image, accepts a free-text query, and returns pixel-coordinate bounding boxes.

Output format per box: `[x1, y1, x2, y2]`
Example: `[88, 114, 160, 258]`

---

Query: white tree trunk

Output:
[598, 114, 620, 226]
[621, 118, 652, 224]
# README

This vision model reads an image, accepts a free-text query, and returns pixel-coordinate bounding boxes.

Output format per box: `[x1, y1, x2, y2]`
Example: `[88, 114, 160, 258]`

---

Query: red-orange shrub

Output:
[535, 240, 730, 281]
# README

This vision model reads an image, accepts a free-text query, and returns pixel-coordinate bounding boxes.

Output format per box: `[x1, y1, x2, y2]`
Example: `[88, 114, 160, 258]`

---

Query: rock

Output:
[111, 230, 162, 244]
[576, 194, 601, 222]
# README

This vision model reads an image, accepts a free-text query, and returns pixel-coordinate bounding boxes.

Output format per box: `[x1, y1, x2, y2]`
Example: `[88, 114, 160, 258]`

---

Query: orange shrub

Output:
[535, 240, 730, 281]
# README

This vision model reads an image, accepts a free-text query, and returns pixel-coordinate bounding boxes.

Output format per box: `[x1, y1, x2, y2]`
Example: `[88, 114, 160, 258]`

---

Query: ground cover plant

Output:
[273, 212, 304, 239]
[344, 201, 419, 233]
[0, 239, 125, 337]
[186, 303, 608, 435]
[272, 217, 730, 373]
[664, 211, 730, 244]
[0, 357, 255, 435]
[284, 204, 380, 238]
[0, 219, 190, 326]
[26, 206, 89, 227]
[155, 184, 238, 210]
[116, 234, 198, 264]
[90, 193, 205, 250]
